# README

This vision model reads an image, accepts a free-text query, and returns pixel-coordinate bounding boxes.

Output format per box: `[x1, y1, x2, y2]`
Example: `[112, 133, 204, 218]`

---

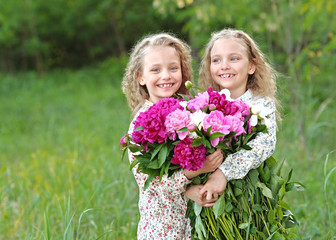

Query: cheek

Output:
[210, 65, 217, 77]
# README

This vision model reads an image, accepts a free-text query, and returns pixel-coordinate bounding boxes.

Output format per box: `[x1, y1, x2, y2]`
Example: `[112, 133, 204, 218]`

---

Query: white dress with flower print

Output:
[219, 90, 277, 181]
[128, 100, 192, 240]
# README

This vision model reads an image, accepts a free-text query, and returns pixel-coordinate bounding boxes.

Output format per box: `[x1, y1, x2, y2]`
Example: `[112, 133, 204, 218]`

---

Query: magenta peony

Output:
[224, 99, 250, 120]
[208, 88, 228, 113]
[171, 137, 207, 171]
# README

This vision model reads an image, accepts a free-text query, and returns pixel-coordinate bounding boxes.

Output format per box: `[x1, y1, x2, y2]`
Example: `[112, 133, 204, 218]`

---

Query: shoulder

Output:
[247, 91, 275, 110]
[128, 100, 153, 134]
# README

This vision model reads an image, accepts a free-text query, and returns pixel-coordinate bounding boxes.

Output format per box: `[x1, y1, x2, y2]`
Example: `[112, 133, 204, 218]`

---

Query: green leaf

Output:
[270, 157, 285, 176]
[261, 165, 271, 182]
[242, 145, 252, 150]
[252, 204, 263, 212]
[158, 143, 168, 167]
[234, 188, 243, 196]
[150, 144, 164, 160]
[134, 126, 144, 131]
[285, 169, 293, 183]
[256, 182, 273, 199]
[267, 209, 275, 223]
[178, 126, 189, 132]
[285, 182, 305, 192]
[147, 157, 161, 169]
[278, 186, 286, 200]
[195, 215, 207, 239]
[128, 145, 144, 153]
[143, 175, 155, 190]
[209, 132, 226, 141]
[192, 138, 202, 147]
[194, 202, 202, 216]
[276, 206, 283, 220]
[238, 222, 249, 229]
[265, 156, 277, 168]
[129, 159, 139, 170]
[225, 202, 234, 213]
[279, 200, 290, 210]
[248, 169, 259, 186]
[213, 194, 226, 218]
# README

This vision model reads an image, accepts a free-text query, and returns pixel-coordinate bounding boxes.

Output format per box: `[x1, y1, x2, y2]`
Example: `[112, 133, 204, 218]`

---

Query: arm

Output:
[129, 148, 223, 196]
[201, 98, 277, 197]
[219, 98, 276, 181]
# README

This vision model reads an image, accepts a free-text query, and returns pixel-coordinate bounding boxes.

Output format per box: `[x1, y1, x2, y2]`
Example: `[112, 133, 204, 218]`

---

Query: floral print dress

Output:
[128, 100, 192, 240]
[219, 90, 277, 180]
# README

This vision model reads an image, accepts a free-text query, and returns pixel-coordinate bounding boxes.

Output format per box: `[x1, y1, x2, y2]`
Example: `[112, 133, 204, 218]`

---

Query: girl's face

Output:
[138, 46, 182, 104]
[210, 38, 255, 99]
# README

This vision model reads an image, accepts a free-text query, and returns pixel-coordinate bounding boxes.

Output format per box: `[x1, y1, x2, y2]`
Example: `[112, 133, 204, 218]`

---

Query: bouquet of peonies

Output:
[120, 83, 303, 239]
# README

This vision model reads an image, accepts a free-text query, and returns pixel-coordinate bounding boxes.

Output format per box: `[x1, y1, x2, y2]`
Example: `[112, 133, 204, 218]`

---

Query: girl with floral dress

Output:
[189, 28, 281, 204]
[121, 33, 223, 239]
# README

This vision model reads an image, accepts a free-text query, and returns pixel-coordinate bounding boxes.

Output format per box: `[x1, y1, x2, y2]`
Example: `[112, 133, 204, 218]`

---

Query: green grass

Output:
[1, 60, 336, 239]
[0, 64, 139, 239]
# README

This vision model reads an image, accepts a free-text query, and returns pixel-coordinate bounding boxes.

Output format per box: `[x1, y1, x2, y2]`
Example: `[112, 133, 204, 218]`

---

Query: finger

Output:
[199, 187, 206, 195]
[204, 202, 215, 207]
[206, 191, 213, 201]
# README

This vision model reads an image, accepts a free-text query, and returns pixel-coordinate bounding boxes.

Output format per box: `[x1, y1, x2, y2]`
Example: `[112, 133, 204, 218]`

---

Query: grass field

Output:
[1, 60, 335, 239]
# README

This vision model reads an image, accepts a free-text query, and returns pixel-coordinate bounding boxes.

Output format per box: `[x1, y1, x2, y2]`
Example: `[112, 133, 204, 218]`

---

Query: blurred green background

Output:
[1, 0, 336, 239]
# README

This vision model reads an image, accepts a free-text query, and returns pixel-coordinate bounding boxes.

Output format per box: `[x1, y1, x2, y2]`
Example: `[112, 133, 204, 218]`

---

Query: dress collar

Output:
[237, 89, 252, 102]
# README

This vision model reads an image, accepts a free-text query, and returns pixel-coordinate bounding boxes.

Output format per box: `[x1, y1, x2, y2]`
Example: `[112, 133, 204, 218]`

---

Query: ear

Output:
[137, 71, 145, 86]
[248, 59, 256, 75]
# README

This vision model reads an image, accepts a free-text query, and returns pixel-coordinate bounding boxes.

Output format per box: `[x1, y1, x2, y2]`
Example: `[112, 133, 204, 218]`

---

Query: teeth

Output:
[159, 83, 173, 88]
[220, 74, 234, 78]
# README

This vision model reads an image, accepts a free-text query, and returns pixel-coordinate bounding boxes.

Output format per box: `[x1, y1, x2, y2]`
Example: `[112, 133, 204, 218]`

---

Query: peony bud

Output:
[185, 81, 193, 89]
[120, 135, 128, 147]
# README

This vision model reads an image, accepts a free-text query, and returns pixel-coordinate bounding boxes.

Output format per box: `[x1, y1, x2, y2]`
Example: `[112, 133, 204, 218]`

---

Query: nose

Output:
[221, 60, 230, 70]
[161, 69, 171, 80]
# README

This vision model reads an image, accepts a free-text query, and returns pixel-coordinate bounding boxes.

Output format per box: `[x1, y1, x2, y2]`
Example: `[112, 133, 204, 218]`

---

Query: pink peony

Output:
[165, 109, 191, 140]
[203, 110, 231, 147]
[171, 137, 207, 171]
[187, 91, 209, 112]
[223, 115, 246, 137]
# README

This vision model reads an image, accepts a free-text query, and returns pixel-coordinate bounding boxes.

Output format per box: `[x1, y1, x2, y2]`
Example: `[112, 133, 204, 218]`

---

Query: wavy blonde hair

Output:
[122, 33, 193, 117]
[199, 29, 280, 119]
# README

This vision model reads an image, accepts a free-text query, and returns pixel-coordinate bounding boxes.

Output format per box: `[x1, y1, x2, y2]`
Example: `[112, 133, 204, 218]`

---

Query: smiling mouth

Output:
[219, 74, 235, 78]
[157, 83, 174, 88]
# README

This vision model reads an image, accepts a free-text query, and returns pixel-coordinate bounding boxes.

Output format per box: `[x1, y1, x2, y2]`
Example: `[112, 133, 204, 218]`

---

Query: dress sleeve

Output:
[218, 98, 277, 181]
[127, 108, 191, 196]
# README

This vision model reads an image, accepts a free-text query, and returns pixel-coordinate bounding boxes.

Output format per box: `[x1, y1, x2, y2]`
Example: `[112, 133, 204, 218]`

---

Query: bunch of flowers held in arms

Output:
[120, 82, 303, 239]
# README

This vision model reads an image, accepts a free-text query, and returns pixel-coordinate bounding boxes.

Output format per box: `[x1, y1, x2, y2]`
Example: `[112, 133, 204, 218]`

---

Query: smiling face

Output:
[210, 38, 256, 99]
[138, 46, 182, 104]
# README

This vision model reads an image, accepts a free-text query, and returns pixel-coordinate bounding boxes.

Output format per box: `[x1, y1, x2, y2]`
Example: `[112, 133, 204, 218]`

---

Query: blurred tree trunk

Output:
[110, 10, 126, 56]
[26, 0, 44, 75]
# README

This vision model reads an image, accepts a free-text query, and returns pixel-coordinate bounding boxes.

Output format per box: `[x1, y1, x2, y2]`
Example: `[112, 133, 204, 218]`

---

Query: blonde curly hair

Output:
[122, 33, 193, 117]
[199, 29, 279, 108]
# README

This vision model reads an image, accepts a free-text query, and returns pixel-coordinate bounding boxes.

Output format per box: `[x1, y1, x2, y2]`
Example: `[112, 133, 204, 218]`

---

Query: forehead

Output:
[211, 38, 248, 56]
[144, 46, 179, 58]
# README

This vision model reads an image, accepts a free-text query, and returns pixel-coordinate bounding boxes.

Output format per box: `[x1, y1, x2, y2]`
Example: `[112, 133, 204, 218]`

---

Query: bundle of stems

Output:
[187, 156, 304, 240]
